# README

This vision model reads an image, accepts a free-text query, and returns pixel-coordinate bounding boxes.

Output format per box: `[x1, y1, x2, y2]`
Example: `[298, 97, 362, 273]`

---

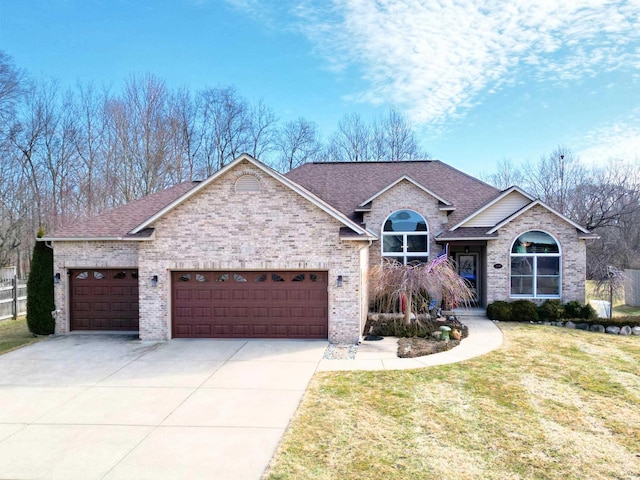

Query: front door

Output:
[456, 253, 480, 306]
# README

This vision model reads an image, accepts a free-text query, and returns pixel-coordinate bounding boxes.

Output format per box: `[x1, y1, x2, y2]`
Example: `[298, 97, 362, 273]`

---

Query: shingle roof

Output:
[285, 160, 500, 225]
[45, 181, 199, 239]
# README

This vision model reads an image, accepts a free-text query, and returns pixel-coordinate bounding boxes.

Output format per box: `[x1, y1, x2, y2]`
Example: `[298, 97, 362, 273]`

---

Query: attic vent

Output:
[235, 175, 260, 193]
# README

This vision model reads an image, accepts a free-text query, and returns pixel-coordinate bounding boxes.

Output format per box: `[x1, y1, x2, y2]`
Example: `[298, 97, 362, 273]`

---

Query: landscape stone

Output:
[605, 326, 621, 334]
[590, 324, 605, 333]
[565, 321, 576, 329]
[575, 323, 590, 331]
[619, 325, 631, 336]
[632, 326, 640, 336]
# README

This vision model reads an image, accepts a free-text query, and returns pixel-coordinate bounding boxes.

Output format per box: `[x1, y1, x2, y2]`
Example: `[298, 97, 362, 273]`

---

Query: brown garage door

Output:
[172, 271, 328, 339]
[69, 269, 139, 331]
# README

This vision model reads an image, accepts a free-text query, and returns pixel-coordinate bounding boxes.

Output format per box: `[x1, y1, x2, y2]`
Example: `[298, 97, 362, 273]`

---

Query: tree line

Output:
[0, 51, 427, 274]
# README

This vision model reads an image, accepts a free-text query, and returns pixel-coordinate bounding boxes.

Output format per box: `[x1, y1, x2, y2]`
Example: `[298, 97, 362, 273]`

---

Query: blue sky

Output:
[1, 0, 639, 177]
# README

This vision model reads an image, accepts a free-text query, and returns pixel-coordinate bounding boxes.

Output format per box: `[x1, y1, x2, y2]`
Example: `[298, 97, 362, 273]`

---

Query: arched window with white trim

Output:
[382, 210, 429, 264]
[510, 230, 561, 297]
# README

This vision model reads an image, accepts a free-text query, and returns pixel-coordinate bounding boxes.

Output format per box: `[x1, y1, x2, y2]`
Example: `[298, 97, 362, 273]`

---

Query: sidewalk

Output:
[318, 316, 503, 371]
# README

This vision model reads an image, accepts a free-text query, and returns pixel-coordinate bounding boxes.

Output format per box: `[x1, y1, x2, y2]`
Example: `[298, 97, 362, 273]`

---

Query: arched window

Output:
[510, 230, 561, 298]
[382, 210, 429, 264]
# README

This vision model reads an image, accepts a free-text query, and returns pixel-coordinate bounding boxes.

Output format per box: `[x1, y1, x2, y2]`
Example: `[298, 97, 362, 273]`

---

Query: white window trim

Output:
[381, 209, 429, 265]
[510, 230, 562, 299]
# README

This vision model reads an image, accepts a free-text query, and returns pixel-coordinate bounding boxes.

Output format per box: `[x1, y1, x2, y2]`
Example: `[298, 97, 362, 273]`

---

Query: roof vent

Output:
[235, 175, 260, 193]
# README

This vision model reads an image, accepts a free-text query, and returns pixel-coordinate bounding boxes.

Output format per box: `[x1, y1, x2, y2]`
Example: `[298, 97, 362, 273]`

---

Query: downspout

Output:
[358, 239, 373, 343]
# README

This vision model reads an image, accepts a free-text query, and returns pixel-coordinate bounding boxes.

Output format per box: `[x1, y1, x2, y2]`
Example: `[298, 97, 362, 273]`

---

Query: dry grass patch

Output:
[0, 317, 41, 355]
[265, 323, 640, 480]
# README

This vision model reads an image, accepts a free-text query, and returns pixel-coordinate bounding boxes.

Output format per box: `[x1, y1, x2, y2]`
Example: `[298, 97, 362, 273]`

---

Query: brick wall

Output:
[486, 204, 586, 304]
[362, 179, 450, 267]
[51, 241, 139, 334]
[138, 161, 366, 343]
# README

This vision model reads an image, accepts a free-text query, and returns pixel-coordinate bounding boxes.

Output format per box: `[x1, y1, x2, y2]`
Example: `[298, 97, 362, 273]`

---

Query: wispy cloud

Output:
[578, 112, 640, 164]
[286, 0, 640, 126]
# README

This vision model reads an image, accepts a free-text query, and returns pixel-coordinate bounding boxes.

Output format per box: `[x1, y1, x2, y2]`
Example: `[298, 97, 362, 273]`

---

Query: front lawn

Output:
[266, 323, 640, 479]
[0, 317, 41, 355]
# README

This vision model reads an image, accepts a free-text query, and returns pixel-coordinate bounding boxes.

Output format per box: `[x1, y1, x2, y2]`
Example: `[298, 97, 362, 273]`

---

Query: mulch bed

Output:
[397, 337, 461, 358]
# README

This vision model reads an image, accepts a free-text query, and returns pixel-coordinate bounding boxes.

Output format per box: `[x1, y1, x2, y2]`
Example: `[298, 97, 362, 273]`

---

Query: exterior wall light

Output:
[337, 275, 343, 287]
[151, 275, 158, 287]
[54, 273, 61, 284]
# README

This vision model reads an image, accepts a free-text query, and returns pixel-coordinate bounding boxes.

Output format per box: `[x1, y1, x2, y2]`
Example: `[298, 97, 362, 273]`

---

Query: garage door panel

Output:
[70, 269, 140, 331]
[172, 271, 328, 339]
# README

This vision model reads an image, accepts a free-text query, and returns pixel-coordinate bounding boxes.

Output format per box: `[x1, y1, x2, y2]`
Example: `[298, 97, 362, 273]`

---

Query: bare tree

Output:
[276, 117, 322, 172]
[246, 99, 278, 162]
[482, 158, 524, 190]
[327, 112, 371, 162]
[372, 108, 420, 161]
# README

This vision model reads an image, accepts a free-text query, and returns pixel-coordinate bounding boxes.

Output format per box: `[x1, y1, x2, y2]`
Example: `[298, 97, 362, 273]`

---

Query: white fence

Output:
[0, 278, 27, 321]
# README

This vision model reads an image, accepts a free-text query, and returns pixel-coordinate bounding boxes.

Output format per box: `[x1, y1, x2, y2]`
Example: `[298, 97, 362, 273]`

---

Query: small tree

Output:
[26, 227, 55, 334]
[369, 256, 474, 324]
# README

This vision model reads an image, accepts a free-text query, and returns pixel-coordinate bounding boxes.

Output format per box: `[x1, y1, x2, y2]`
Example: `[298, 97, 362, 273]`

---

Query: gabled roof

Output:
[356, 175, 454, 211]
[450, 186, 534, 231]
[43, 181, 199, 241]
[487, 199, 592, 235]
[286, 160, 499, 225]
[131, 154, 374, 239]
[45, 154, 375, 242]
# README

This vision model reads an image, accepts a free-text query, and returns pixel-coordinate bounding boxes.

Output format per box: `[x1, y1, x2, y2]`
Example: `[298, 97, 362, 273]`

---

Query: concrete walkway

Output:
[0, 316, 502, 480]
[318, 316, 503, 371]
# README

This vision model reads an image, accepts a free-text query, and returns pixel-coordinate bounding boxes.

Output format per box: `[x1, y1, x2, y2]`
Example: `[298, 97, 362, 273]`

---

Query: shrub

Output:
[581, 303, 598, 320]
[510, 300, 539, 322]
[486, 301, 512, 322]
[538, 299, 563, 321]
[26, 227, 55, 335]
[563, 301, 584, 319]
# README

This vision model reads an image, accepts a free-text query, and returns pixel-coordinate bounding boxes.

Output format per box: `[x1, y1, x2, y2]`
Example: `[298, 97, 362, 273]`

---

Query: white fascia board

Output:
[450, 186, 535, 231]
[357, 175, 453, 208]
[436, 237, 496, 241]
[487, 200, 591, 234]
[130, 153, 371, 237]
[39, 235, 154, 242]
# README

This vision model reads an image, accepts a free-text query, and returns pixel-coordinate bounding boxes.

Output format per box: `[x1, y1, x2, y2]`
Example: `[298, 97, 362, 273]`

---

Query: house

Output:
[42, 154, 595, 344]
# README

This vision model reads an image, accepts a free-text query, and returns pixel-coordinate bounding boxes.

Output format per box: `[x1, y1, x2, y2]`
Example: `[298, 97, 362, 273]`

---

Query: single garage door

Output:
[69, 269, 139, 331]
[172, 271, 328, 339]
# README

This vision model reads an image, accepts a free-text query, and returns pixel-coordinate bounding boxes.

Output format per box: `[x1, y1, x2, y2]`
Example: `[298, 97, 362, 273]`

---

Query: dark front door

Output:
[69, 269, 139, 330]
[456, 253, 480, 306]
[171, 271, 328, 339]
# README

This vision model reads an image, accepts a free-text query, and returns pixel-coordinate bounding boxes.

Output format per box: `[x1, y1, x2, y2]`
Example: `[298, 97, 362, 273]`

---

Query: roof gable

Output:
[356, 175, 454, 211]
[451, 186, 534, 230]
[132, 154, 374, 239]
[488, 199, 591, 235]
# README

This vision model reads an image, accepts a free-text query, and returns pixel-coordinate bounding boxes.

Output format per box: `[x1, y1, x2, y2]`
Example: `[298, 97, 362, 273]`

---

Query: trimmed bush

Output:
[486, 301, 512, 322]
[562, 301, 584, 319]
[538, 299, 563, 321]
[510, 300, 539, 322]
[581, 303, 598, 320]
[26, 227, 55, 335]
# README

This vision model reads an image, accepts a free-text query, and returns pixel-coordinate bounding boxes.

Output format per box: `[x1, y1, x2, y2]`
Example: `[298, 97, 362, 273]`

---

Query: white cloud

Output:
[578, 116, 640, 165]
[287, 0, 640, 126]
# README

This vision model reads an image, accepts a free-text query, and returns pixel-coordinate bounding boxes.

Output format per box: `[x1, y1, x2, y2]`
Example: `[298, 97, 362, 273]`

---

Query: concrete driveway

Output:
[0, 334, 327, 480]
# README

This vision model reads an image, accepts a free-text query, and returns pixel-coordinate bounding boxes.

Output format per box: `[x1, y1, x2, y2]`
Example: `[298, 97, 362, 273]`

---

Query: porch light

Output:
[53, 273, 61, 284]
[151, 275, 158, 287]
[337, 275, 343, 287]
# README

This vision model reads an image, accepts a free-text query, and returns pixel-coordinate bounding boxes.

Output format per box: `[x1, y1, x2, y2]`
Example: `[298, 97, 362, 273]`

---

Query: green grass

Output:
[0, 317, 41, 355]
[613, 304, 640, 317]
[266, 323, 640, 480]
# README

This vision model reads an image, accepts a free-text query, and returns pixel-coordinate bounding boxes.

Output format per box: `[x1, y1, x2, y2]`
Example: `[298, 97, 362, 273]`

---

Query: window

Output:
[382, 210, 429, 265]
[510, 230, 561, 298]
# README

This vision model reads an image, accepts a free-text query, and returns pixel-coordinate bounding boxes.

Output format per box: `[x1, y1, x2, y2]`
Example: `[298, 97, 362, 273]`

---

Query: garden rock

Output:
[589, 324, 605, 333]
[605, 326, 621, 335]
[575, 323, 590, 331]
[565, 321, 576, 329]
[619, 325, 632, 336]
[632, 326, 640, 336]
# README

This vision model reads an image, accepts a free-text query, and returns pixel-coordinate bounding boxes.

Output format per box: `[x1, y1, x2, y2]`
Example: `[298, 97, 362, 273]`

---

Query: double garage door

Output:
[172, 271, 328, 339]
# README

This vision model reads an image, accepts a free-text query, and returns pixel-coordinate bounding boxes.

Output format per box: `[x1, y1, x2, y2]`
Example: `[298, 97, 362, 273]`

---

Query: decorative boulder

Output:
[565, 321, 576, 329]
[632, 326, 640, 336]
[619, 326, 632, 336]
[575, 323, 590, 331]
[605, 326, 621, 335]
[590, 324, 605, 333]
